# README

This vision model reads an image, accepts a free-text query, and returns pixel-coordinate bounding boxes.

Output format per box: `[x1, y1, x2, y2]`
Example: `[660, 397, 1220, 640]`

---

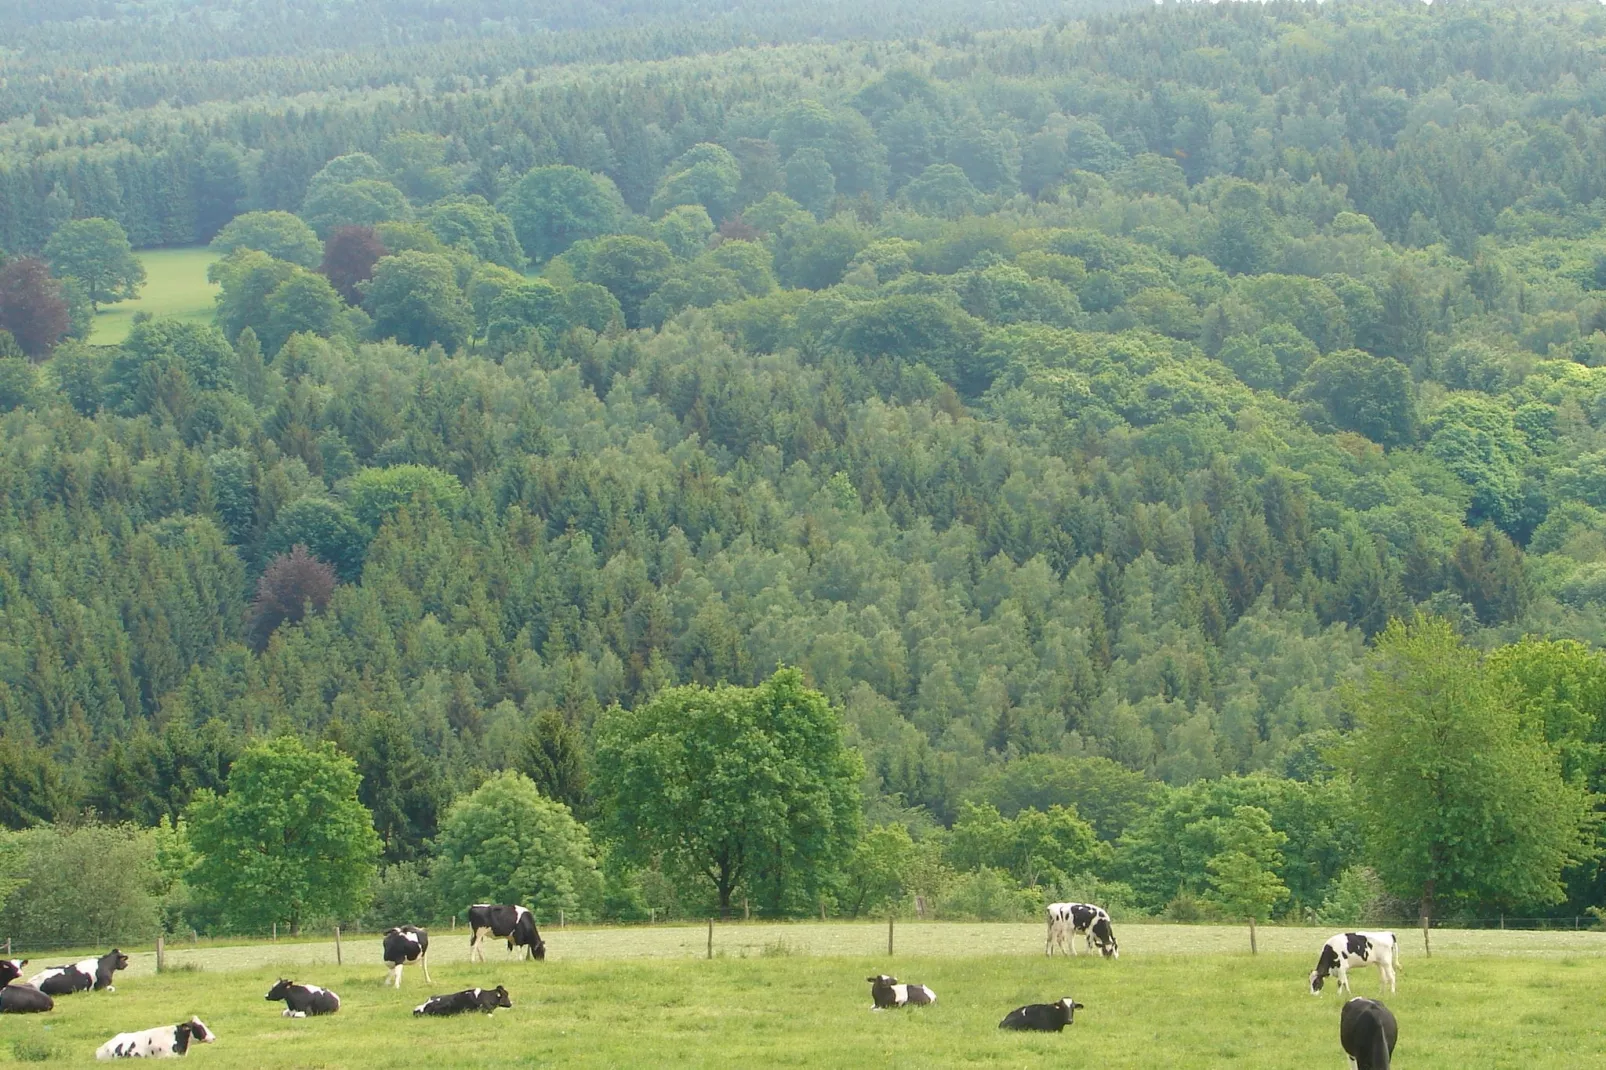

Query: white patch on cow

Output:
[890, 983, 909, 1006]
[302, 984, 325, 995]
[512, 905, 529, 922]
[73, 958, 98, 975]
[413, 1002, 428, 1014]
[403, 931, 421, 947]
[26, 967, 63, 987]
[283, 1010, 305, 1018]
[914, 985, 935, 1004]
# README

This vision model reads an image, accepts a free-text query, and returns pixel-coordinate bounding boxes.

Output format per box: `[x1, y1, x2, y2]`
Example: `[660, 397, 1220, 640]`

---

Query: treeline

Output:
[0, 0, 1601, 936]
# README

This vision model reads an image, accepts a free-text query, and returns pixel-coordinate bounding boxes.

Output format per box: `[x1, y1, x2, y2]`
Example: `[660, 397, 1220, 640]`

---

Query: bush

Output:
[0, 824, 164, 946]
[362, 861, 448, 929]
[1316, 865, 1388, 927]
[935, 867, 1039, 921]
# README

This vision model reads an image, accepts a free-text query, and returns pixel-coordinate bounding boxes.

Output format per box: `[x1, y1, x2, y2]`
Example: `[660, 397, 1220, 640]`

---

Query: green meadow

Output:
[87, 248, 218, 346]
[0, 924, 1598, 1067]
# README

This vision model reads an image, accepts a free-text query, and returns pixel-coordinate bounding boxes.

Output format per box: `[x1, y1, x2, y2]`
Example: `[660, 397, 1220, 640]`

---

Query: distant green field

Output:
[87, 247, 218, 346]
[0, 924, 1598, 1067]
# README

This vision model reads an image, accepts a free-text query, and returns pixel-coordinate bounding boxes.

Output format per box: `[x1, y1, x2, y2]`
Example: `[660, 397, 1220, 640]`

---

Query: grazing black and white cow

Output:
[382, 926, 432, 988]
[1340, 997, 1398, 1070]
[1045, 902, 1119, 958]
[1309, 932, 1398, 996]
[29, 950, 129, 995]
[412, 986, 512, 1017]
[95, 1017, 214, 1060]
[998, 997, 1084, 1032]
[467, 904, 545, 962]
[0, 960, 51, 1015]
[866, 974, 936, 1010]
[264, 978, 341, 1017]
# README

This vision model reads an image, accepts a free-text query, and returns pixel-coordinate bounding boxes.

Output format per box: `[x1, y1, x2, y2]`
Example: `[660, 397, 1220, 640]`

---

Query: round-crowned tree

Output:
[431, 771, 603, 922]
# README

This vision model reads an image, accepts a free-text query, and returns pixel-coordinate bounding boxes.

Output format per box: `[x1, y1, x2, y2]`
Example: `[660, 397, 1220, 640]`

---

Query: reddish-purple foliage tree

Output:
[0, 258, 70, 360]
[248, 544, 337, 651]
[319, 225, 388, 305]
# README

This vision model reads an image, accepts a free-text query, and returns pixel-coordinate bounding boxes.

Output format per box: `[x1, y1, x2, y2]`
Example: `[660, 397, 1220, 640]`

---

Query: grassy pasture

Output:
[0, 925, 1599, 1067]
[87, 247, 218, 346]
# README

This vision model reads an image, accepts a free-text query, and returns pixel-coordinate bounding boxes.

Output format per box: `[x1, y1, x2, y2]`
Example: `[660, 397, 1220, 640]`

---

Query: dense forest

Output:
[0, 0, 1603, 941]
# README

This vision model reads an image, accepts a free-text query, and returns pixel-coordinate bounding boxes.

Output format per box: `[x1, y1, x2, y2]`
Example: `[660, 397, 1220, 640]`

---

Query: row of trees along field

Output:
[0, 0, 1602, 943]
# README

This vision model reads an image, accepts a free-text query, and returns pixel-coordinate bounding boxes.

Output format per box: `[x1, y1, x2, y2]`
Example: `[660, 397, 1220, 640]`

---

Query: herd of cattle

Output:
[871, 905, 1400, 1068]
[0, 899, 1404, 1065]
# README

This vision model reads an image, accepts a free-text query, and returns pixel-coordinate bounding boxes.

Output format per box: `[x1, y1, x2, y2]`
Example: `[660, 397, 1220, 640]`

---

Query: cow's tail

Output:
[1368, 1025, 1392, 1070]
[1388, 931, 1401, 970]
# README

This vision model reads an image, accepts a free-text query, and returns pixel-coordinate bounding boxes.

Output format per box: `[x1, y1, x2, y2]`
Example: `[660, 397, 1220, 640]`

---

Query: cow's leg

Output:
[420, 949, 432, 984]
[1383, 962, 1396, 994]
[469, 930, 483, 963]
[1336, 964, 1350, 995]
[387, 963, 402, 988]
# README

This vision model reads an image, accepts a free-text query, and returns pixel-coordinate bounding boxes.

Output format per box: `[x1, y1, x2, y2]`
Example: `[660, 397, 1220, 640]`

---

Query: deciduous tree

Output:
[44, 218, 144, 310]
[185, 736, 380, 934]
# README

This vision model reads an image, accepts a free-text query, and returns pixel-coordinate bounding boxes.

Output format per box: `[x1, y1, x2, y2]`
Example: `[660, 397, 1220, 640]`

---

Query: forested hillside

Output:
[0, 0, 1603, 938]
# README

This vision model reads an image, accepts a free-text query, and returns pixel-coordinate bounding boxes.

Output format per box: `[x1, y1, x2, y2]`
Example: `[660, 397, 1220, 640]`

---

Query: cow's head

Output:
[531, 936, 546, 961]
[187, 1018, 216, 1043]
[867, 975, 897, 986]
[1057, 997, 1084, 1023]
[104, 950, 130, 972]
[1309, 943, 1339, 996]
[490, 985, 512, 1009]
[265, 978, 295, 1002]
[0, 960, 25, 986]
[1091, 918, 1118, 959]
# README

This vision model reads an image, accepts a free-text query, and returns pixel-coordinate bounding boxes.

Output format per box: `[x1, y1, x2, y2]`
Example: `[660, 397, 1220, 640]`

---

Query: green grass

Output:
[0, 924, 1599, 1067]
[87, 247, 219, 346]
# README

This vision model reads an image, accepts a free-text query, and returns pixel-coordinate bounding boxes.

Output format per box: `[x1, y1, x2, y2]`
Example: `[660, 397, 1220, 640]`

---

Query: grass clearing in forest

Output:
[87, 247, 218, 345]
[0, 925, 1599, 1067]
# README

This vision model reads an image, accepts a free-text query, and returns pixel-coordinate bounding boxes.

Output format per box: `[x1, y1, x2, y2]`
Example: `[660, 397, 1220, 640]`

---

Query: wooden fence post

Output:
[649, 908, 656, 925]
[706, 918, 713, 960]
[156, 934, 165, 973]
[1248, 918, 1257, 956]
[820, 901, 826, 923]
[272, 922, 277, 943]
[1421, 915, 1431, 958]
[334, 926, 342, 966]
[888, 916, 894, 957]
[559, 910, 565, 929]
[743, 898, 750, 921]
[4, 938, 9, 956]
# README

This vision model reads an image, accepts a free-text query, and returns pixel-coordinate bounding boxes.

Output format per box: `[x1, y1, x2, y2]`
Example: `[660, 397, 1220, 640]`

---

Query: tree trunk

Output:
[1419, 879, 1434, 958]
[1248, 916, 1257, 955]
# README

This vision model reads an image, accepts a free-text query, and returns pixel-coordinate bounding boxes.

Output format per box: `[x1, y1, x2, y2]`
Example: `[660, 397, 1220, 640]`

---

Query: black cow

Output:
[265, 979, 341, 1017]
[29, 950, 129, 995]
[866, 974, 936, 1010]
[1341, 998, 1398, 1070]
[999, 997, 1083, 1032]
[412, 986, 512, 1017]
[383, 926, 432, 987]
[0, 983, 54, 1014]
[467, 904, 545, 962]
[0, 960, 51, 1015]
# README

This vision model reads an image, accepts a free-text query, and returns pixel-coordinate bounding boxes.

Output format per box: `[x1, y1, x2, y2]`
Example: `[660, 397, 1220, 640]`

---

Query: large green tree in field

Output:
[1344, 617, 1597, 934]
[431, 771, 603, 922]
[44, 218, 144, 310]
[596, 667, 863, 916]
[185, 736, 380, 934]
[1207, 805, 1288, 954]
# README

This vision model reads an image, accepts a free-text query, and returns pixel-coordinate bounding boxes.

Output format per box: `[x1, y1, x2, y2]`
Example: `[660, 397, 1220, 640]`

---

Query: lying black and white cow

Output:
[413, 986, 512, 1017]
[29, 950, 129, 995]
[95, 1017, 214, 1060]
[264, 979, 341, 1017]
[1309, 932, 1398, 996]
[0, 960, 51, 1015]
[382, 925, 432, 988]
[998, 997, 1084, 1032]
[1044, 902, 1119, 958]
[1340, 997, 1398, 1070]
[468, 904, 545, 962]
[866, 974, 936, 1010]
